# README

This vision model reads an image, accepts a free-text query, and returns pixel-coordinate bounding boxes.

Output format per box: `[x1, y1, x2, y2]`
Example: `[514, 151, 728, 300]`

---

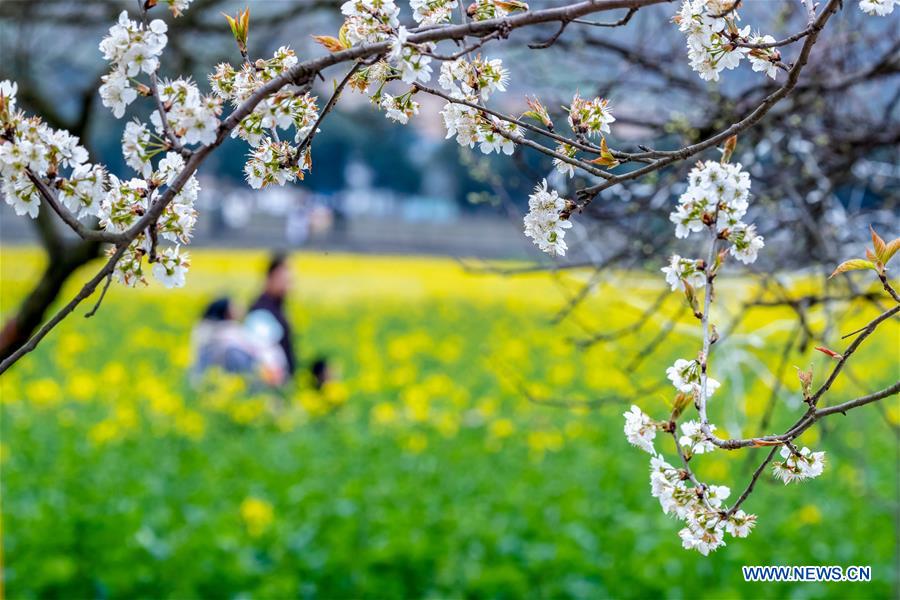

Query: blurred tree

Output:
[0, 0, 334, 360]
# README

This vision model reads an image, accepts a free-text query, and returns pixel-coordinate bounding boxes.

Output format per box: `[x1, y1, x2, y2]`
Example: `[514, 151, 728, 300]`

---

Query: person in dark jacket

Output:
[249, 253, 297, 376]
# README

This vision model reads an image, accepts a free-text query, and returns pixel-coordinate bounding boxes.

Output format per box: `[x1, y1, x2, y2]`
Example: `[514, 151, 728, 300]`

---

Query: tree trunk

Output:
[0, 237, 100, 361]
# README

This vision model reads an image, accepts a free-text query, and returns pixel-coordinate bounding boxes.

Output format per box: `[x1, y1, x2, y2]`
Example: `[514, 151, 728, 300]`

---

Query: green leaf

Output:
[829, 259, 875, 279]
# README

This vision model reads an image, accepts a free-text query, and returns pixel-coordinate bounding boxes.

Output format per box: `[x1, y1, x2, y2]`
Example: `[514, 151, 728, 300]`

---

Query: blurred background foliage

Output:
[2, 248, 898, 598]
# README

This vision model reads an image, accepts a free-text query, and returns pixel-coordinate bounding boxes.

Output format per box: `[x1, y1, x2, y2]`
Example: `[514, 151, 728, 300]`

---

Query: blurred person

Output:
[191, 297, 287, 386]
[248, 253, 297, 378]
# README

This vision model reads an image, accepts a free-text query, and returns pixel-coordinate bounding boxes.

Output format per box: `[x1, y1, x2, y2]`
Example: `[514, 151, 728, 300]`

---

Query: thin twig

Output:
[85, 272, 114, 318]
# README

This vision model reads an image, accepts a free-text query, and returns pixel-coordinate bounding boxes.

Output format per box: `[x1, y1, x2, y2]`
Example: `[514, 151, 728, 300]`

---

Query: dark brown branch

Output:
[137, 0, 189, 156]
[84, 272, 114, 318]
[293, 61, 363, 165]
[726, 446, 779, 516]
[571, 7, 638, 27]
[0, 245, 128, 374]
[574, 0, 843, 214]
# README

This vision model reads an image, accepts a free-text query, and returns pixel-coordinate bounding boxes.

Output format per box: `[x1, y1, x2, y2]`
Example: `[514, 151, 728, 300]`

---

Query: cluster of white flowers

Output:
[669, 159, 765, 264]
[410, 0, 458, 26]
[772, 446, 826, 484]
[112, 242, 148, 287]
[154, 153, 199, 244]
[439, 57, 509, 101]
[340, 0, 400, 46]
[441, 103, 520, 154]
[623, 405, 658, 454]
[4, 2, 205, 291]
[99, 11, 169, 118]
[209, 47, 319, 188]
[244, 140, 306, 190]
[661, 255, 706, 292]
[58, 163, 107, 220]
[99, 176, 149, 234]
[379, 92, 421, 124]
[623, 139, 834, 554]
[467, 0, 529, 21]
[648, 455, 755, 556]
[567, 94, 615, 139]
[436, 57, 521, 155]
[673, 0, 785, 82]
[167, 0, 194, 18]
[860, 0, 898, 15]
[151, 245, 190, 288]
[0, 80, 103, 221]
[210, 47, 318, 150]
[98, 158, 198, 288]
[727, 221, 765, 265]
[388, 27, 434, 84]
[746, 33, 780, 80]
[679, 420, 716, 455]
[122, 121, 154, 177]
[666, 358, 721, 401]
[553, 144, 577, 178]
[152, 77, 222, 147]
[523, 179, 572, 256]
[674, 0, 746, 82]
[670, 160, 749, 237]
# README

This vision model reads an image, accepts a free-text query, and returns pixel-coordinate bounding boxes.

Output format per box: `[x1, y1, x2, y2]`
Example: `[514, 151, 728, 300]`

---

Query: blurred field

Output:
[1, 246, 897, 599]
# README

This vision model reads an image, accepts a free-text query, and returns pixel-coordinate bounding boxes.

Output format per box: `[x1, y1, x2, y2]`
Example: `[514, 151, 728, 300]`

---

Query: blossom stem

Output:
[697, 228, 718, 434]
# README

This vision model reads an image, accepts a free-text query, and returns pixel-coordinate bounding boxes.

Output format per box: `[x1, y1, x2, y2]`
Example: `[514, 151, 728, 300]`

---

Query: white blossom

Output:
[1, 170, 40, 218]
[379, 92, 420, 125]
[661, 254, 706, 292]
[99, 176, 149, 233]
[623, 405, 657, 454]
[112, 240, 148, 287]
[860, 0, 898, 15]
[727, 222, 765, 264]
[725, 510, 757, 538]
[705, 484, 730, 508]
[58, 163, 107, 219]
[772, 445, 826, 484]
[747, 34, 780, 80]
[243, 138, 306, 189]
[567, 94, 615, 138]
[0, 80, 18, 114]
[438, 57, 508, 101]
[440, 102, 481, 148]
[670, 160, 752, 239]
[410, 0, 458, 26]
[389, 27, 433, 84]
[679, 420, 716, 454]
[340, 0, 400, 46]
[666, 358, 720, 400]
[678, 519, 726, 556]
[478, 120, 517, 155]
[99, 71, 138, 119]
[152, 245, 190, 288]
[523, 179, 572, 256]
[122, 120, 154, 176]
[151, 78, 221, 147]
[98, 11, 168, 118]
[675, 0, 749, 82]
